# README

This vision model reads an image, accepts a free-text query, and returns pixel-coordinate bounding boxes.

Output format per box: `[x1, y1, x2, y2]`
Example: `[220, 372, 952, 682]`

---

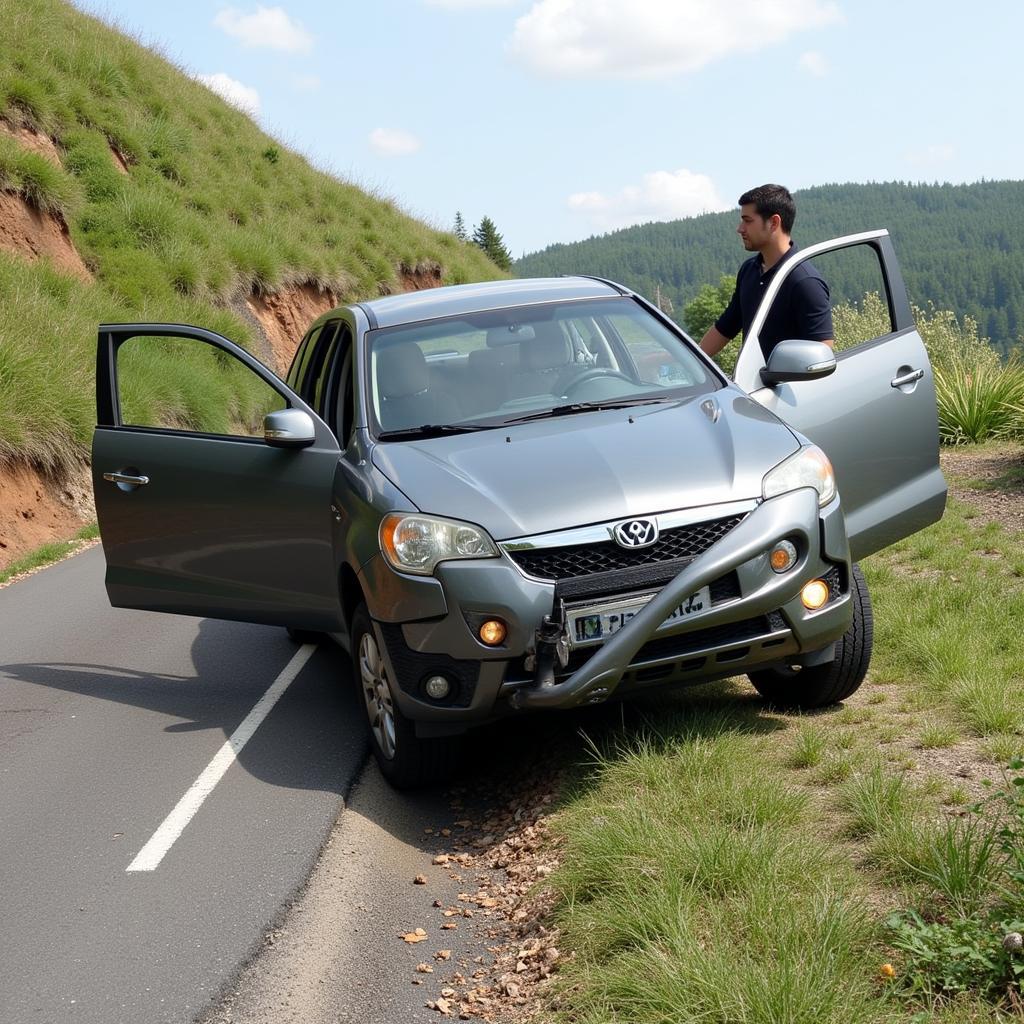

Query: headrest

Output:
[378, 345, 429, 399]
[486, 324, 536, 347]
[520, 322, 572, 371]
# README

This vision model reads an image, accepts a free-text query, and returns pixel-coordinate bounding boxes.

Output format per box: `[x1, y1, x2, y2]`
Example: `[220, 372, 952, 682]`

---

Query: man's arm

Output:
[699, 326, 732, 356]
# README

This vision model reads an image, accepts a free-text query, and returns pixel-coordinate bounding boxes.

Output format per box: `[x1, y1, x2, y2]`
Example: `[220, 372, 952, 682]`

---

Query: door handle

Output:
[103, 471, 150, 486]
[890, 368, 924, 389]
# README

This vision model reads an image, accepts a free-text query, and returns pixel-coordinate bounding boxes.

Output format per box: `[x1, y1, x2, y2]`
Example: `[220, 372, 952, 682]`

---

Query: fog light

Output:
[479, 619, 507, 646]
[769, 540, 798, 573]
[801, 579, 830, 610]
[424, 675, 451, 700]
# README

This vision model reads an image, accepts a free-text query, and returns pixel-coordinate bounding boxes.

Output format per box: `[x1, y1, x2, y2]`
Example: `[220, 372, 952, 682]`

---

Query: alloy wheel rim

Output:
[359, 631, 397, 760]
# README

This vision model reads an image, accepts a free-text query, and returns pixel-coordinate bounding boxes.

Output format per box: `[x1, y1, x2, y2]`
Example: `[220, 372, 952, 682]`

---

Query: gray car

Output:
[93, 230, 946, 786]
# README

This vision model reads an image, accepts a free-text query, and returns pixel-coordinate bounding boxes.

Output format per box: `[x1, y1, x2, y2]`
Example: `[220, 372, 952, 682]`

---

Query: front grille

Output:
[557, 565, 740, 606]
[508, 513, 746, 581]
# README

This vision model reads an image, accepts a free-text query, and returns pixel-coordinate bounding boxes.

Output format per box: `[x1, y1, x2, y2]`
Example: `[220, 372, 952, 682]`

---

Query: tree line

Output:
[514, 180, 1024, 356]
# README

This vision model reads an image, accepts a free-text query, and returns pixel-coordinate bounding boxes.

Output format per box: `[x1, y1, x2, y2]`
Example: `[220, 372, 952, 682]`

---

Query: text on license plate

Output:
[571, 586, 712, 647]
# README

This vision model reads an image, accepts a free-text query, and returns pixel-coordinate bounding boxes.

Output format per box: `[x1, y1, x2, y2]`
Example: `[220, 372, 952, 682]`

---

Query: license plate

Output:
[569, 586, 712, 648]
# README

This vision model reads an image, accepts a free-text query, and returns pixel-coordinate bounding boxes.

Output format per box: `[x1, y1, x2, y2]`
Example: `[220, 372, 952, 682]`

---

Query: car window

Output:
[116, 334, 286, 438]
[303, 321, 338, 407]
[804, 245, 896, 352]
[367, 297, 717, 435]
[287, 326, 320, 392]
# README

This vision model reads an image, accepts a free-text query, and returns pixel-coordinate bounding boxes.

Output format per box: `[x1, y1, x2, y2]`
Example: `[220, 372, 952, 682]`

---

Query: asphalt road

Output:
[0, 546, 369, 1024]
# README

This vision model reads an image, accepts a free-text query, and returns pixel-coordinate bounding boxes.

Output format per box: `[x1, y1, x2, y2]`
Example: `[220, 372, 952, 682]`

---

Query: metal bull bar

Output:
[510, 487, 824, 710]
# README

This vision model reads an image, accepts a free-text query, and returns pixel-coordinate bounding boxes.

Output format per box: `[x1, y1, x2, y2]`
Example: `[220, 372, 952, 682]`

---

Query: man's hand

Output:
[699, 327, 731, 357]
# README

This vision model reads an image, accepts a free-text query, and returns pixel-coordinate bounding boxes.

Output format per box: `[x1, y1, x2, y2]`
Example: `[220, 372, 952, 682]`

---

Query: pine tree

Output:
[453, 211, 467, 241]
[472, 215, 512, 271]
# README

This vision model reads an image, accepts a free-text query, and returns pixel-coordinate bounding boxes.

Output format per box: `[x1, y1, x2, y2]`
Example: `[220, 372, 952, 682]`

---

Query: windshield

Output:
[367, 297, 719, 436]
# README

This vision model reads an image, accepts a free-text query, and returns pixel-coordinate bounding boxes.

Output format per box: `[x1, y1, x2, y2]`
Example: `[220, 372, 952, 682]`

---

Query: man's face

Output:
[737, 204, 774, 251]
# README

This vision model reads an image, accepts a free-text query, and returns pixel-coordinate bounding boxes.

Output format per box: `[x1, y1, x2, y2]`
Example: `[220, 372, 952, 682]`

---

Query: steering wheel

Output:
[561, 367, 633, 394]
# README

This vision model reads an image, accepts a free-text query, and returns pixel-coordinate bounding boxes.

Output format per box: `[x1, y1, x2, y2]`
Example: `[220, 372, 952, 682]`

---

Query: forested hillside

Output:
[516, 181, 1023, 354]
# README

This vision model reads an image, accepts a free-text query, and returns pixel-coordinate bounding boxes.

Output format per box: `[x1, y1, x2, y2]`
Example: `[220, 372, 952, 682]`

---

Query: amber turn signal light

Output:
[769, 540, 798, 573]
[479, 619, 507, 646]
[800, 579, 830, 610]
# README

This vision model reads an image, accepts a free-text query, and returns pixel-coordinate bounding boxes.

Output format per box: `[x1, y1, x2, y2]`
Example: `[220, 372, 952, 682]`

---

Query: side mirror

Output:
[264, 408, 316, 449]
[760, 340, 836, 387]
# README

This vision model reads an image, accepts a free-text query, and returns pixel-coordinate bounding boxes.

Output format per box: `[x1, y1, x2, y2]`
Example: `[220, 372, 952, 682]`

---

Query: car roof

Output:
[351, 276, 627, 329]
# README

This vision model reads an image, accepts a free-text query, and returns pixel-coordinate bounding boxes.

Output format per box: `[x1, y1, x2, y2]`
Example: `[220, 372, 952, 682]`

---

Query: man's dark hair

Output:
[738, 184, 796, 233]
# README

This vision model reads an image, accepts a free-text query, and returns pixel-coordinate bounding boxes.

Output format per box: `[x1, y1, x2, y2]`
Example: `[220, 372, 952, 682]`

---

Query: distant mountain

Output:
[515, 181, 1024, 354]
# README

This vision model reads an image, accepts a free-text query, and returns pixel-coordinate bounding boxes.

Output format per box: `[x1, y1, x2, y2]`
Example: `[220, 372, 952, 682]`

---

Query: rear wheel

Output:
[748, 564, 873, 709]
[351, 603, 459, 788]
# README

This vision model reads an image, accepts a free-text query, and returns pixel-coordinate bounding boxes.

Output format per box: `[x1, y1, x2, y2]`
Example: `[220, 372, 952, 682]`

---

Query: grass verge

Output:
[0, 521, 98, 586]
[537, 477, 1024, 1021]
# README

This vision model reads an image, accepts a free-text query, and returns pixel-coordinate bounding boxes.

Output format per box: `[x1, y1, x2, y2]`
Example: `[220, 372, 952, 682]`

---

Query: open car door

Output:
[92, 324, 343, 631]
[733, 230, 946, 560]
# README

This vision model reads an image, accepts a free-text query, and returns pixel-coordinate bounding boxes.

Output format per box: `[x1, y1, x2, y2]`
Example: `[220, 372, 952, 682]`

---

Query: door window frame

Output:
[97, 323, 328, 445]
[734, 229, 914, 393]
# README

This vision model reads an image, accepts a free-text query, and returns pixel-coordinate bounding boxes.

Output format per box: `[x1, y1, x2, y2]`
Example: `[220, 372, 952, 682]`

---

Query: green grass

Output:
[538, 470, 1024, 1022]
[0, 0, 504, 473]
[0, 522, 96, 584]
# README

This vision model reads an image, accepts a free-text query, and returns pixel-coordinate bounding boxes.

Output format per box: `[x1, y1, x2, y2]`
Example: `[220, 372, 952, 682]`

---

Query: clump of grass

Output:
[0, 135, 80, 215]
[918, 720, 961, 749]
[840, 763, 913, 837]
[786, 722, 827, 768]
[935, 357, 1024, 445]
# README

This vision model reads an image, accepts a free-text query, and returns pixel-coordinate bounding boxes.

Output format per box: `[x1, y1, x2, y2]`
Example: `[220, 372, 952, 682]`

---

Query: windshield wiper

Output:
[501, 397, 673, 425]
[377, 423, 496, 440]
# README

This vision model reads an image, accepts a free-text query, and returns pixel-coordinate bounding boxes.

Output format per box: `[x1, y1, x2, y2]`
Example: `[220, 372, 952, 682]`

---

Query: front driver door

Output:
[92, 323, 343, 631]
[733, 230, 946, 560]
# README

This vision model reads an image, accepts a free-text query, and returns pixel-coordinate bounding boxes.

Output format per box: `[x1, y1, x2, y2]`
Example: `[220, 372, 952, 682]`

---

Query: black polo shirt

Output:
[714, 243, 833, 361]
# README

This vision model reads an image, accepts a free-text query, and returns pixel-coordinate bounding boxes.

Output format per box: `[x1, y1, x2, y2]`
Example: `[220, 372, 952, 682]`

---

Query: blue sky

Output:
[74, 0, 1023, 256]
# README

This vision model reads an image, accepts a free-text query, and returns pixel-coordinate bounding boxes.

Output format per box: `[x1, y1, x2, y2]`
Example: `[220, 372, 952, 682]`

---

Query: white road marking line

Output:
[126, 643, 317, 872]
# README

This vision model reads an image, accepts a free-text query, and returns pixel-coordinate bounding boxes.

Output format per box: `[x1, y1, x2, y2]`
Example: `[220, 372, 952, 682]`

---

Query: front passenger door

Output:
[734, 230, 946, 560]
[93, 324, 343, 631]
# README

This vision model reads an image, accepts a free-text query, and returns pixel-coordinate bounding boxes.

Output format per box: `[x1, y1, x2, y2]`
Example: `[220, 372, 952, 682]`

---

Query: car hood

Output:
[370, 390, 801, 541]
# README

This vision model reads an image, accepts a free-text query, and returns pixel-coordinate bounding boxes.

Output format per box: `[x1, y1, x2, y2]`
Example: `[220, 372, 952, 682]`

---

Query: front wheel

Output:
[748, 563, 873, 709]
[351, 603, 459, 788]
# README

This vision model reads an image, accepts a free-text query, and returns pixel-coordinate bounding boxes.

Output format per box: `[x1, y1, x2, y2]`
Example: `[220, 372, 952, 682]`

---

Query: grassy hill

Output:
[515, 180, 1024, 355]
[0, 0, 503, 474]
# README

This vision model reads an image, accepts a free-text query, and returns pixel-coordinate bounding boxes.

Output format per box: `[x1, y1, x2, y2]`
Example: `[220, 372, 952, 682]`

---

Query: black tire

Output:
[350, 603, 460, 788]
[748, 563, 873, 709]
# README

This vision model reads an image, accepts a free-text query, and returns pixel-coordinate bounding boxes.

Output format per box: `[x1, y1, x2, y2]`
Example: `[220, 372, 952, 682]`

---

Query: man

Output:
[699, 184, 833, 363]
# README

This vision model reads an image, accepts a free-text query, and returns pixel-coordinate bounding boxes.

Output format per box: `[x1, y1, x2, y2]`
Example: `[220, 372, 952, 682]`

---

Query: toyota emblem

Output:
[614, 518, 659, 549]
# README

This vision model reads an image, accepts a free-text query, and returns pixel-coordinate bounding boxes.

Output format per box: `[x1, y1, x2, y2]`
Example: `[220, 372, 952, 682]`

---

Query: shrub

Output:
[885, 758, 1024, 1006]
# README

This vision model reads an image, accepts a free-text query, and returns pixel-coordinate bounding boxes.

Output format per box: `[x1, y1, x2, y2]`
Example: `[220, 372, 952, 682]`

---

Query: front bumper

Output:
[358, 487, 852, 725]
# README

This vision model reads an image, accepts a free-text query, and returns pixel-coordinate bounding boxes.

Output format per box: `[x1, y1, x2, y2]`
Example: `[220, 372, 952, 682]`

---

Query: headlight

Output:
[379, 513, 499, 576]
[762, 445, 836, 507]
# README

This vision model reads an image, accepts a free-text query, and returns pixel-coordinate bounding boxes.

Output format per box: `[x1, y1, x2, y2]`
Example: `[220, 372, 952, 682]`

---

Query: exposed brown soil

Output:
[940, 442, 1024, 531]
[394, 261, 444, 294]
[0, 120, 62, 166]
[0, 190, 91, 282]
[109, 145, 130, 175]
[0, 461, 94, 573]
[244, 282, 338, 374]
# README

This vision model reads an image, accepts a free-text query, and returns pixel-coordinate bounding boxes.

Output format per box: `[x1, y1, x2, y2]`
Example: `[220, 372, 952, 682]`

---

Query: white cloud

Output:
[214, 5, 313, 53]
[195, 72, 261, 116]
[510, 0, 843, 78]
[798, 50, 828, 76]
[568, 168, 730, 231]
[425, 0, 518, 6]
[369, 128, 422, 157]
[905, 143, 955, 164]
